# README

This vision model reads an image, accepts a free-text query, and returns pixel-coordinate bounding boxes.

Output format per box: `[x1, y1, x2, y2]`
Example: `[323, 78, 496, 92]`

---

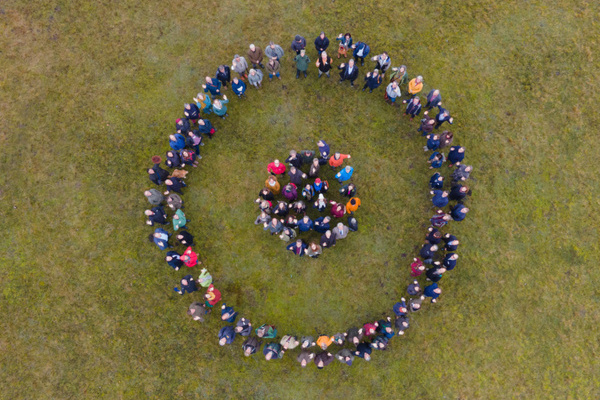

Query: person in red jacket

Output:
[204, 284, 222, 307]
[329, 201, 346, 218]
[181, 246, 199, 268]
[267, 159, 286, 176]
[329, 152, 351, 169]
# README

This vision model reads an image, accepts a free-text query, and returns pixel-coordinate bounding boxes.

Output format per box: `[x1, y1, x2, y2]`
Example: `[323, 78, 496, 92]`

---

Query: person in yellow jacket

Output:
[408, 75, 424, 96]
[346, 197, 361, 214]
[265, 175, 281, 195]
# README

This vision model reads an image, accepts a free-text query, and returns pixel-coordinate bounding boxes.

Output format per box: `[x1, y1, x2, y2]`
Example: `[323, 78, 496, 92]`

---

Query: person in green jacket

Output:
[211, 95, 229, 119]
[256, 324, 277, 339]
[173, 209, 188, 231]
[294, 49, 310, 79]
[193, 93, 212, 115]
[198, 268, 212, 287]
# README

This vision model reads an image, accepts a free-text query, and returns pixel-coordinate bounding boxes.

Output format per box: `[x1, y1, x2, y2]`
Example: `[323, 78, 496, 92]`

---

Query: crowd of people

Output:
[255, 143, 359, 257]
[143, 32, 473, 368]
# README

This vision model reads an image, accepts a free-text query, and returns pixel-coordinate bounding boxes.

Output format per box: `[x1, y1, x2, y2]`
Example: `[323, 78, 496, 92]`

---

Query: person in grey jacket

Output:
[332, 222, 349, 240]
[248, 68, 264, 89]
[243, 336, 262, 356]
[264, 218, 283, 235]
[254, 211, 271, 225]
[297, 350, 315, 367]
[265, 41, 284, 60]
[336, 348, 355, 365]
[231, 54, 248, 80]
[386, 81, 402, 104]
[144, 189, 164, 205]
[452, 164, 473, 182]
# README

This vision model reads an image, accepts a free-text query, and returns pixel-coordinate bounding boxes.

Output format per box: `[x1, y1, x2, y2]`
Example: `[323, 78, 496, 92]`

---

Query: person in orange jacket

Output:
[408, 75, 424, 97]
[328, 152, 351, 169]
[346, 197, 361, 214]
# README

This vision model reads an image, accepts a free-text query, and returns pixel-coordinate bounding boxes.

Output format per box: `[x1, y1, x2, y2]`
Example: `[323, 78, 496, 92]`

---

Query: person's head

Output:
[296, 239, 303, 246]
[213, 99, 221, 107]
[205, 76, 212, 83]
[416, 75, 423, 83]
[318, 193, 324, 201]
[249, 69, 256, 76]
[350, 198, 356, 206]
[268, 175, 276, 183]
[165, 179, 173, 185]
[310, 243, 318, 251]
[300, 49, 306, 56]
[382, 51, 388, 57]
[320, 31, 325, 39]
[144, 210, 153, 216]
[219, 337, 227, 346]
[289, 166, 297, 174]
[198, 119, 205, 125]
[181, 279, 188, 286]
[433, 231, 442, 239]
[321, 51, 328, 59]
[433, 89, 440, 97]
[273, 159, 280, 166]
[392, 81, 398, 88]
[218, 65, 225, 72]
[458, 147, 465, 153]
[302, 216, 309, 222]
[412, 97, 420, 104]
[325, 230, 331, 238]
[441, 191, 448, 198]
[430, 244, 438, 251]
[364, 353, 371, 361]
[289, 149, 297, 157]
[147, 168, 154, 174]
[317, 360, 324, 368]
[465, 165, 473, 172]
[233, 77, 239, 84]
[345, 33, 351, 39]
[244, 347, 252, 356]
[450, 253, 459, 260]
[312, 158, 319, 166]
[323, 216, 331, 223]
[337, 222, 344, 230]
[438, 267, 447, 274]
[300, 358, 308, 367]
[234, 54, 241, 61]
[271, 218, 278, 226]
[399, 65, 406, 73]
[165, 255, 173, 262]
[269, 41, 275, 48]
[434, 287, 442, 294]
[373, 69, 379, 76]
[295, 35, 302, 42]
[249, 43, 255, 51]
[144, 190, 152, 197]
[345, 165, 352, 172]
[169, 134, 176, 141]
[305, 184, 311, 190]
[462, 207, 469, 213]
[348, 59, 355, 67]
[449, 240, 459, 246]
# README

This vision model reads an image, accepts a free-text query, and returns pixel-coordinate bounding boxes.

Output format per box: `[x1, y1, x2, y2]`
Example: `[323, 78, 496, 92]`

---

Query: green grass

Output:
[1, 0, 600, 398]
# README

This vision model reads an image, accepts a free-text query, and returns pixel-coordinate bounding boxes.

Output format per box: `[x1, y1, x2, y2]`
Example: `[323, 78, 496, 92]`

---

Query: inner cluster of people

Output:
[142, 32, 473, 368]
[256, 141, 359, 257]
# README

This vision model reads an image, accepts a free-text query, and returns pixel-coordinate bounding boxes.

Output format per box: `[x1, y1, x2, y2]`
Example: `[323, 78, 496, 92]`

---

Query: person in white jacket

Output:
[231, 54, 248, 80]
[247, 68, 264, 88]
[385, 81, 402, 104]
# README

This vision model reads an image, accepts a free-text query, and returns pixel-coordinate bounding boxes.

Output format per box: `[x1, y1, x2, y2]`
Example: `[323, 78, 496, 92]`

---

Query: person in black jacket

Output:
[420, 243, 438, 264]
[216, 65, 231, 89]
[165, 151, 181, 168]
[165, 177, 186, 194]
[176, 231, 194, 246]
[316, 51, 333, 78]
[196, 119, 216, 139]
[145, 205, 168, 226]
[148, 161, 169, 186]
[291, 34, 306, 55]
[338, 59, 359, 87]
[362, 70, 382, 92]
[320, 230, 336, 249]
[314, 32, 330, 54]
[285, 150, 303, 168]
[449, 184, 471, 201]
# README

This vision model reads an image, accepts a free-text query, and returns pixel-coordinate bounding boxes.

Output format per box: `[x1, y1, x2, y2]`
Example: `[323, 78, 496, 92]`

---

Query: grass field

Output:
[1, 0, 600, 398]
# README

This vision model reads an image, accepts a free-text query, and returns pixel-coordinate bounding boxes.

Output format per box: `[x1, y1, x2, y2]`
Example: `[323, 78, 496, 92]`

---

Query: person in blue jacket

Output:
[425, 134, 440, 151]
[317, 139, 330, 160]
[183, 103, 199, 121]
[451, 204, 469, 221]
[443, 253, 458, 270]
[218, 325, 236, 346]
[221, 304, 238, 323]
[430, 190, 449, 208]
[443, 233, 459, 251]
[173, 274, 198, 295]
[433, 105, 453, 129]
[376, 317, 395, 339]
[287, 239, 308, 256]
[335, 33, 353, 58]
[338, 59, 359, 86]
[393, 298, 408, 317]
[165, 251, 183, 271]
[169, 134, 186, 151]
[291, 35, 306, 54]
[196, 118, 216, 139]
[403, 96, 422, 119]
[420, 243, 438, 264]
[428, 152, 445, 169]
[264, 343, 284, 360]
[429, 172, 444, 189]
[150, 228, 172, 250]
[362, 70, 382, 92]
[313, 216, 331, 234]
[447, 146, 465, 166]
[297, 215, 314, 232]
[352, 41, 370, 66]
[424, 283, 442, 302]
[231, 77, 247, 98]
[202, 76, 222, 97]
[335, 165, 354, 183]
[314, 32, 329, 54]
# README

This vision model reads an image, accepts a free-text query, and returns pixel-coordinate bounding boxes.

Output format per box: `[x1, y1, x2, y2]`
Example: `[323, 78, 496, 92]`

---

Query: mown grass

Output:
[1, 0, 599, 398]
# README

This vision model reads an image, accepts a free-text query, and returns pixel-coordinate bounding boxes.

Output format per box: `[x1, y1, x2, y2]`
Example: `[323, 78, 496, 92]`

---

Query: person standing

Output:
[443, 253, 459, 270]
[288, 166, 306, 186]
[450, 204, 469, 221]
[306, 242, 323, 258]
[218, 325, 236, 346]
[329, 152, 351, 168]
[335, 165, 354, 183]
[408, 75, 424, 96]
[265, 41, 284, 61]
[202, 76, 222, 97]
[215, 65, 231, 89]
[221, 303, 239, 323]
[320, 230, 336, 249]
[430, 190, 449, 208]
[389, 65, 408, 86]
[287, 239, 308, 256]
[172, 209, 188, 231]
[346, 197, 361, 214]
[151, 228, 171, 250]
[362, 70, 383, 92]
[297, 350, 315, 367]
[173, 275, 198, 295]
[267, 159, 286, 176]
[247, 44, 264, 69]
[403, 96, 422, 118]
[266, 57, 281, 80]
[351, 41, 370, 66]
[452, 164, 473, 183]
[385, 81, 402, 104]
[426, 89, 442, 109]
[332, 222, 349, 239]
[145, 206, 167, 226]
[236, 317, 252, 336]
[188, 301, 209, 322]
[314, 32, 330, 54]
[338, 59, 359, 87]
[144, 189, 164, 205]
[449, 184, 471, 201]
[371, 51, 391, 75]
[428, 152, 445, 169]
[263, 343, 284, 360]
[231, 77, 247, 98]
[210, 96, 229, 119]
[314, 352, 334, 369]
[447, 146, 465, 167]
[242, 336, 262, 356]
[231, 54, 249, 80]
[439, 130, 454, 149]
[433, 105, 454, 129]
[248, 69, 264, 89]
[291, 34, 306, 55]
[175, 230, 194, 247]
[294, 49, 310, 79]
[181, 246, 198, 268]
[316, 51, 333, 78]
[204, 284, 221, 308]
[354, 342, 372, 361]
[256, 324, 277, 339]
[424, 283, 442, 303]
[335, 33, 352, 58]
[165, 251, 183, 271]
